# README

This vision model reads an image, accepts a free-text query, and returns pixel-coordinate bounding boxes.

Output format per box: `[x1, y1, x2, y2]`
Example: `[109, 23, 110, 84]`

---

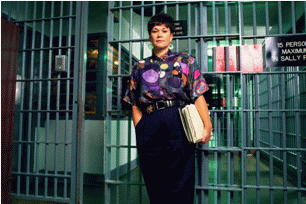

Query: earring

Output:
[168, 43, 174, 50]
[149, 44, 154, 50]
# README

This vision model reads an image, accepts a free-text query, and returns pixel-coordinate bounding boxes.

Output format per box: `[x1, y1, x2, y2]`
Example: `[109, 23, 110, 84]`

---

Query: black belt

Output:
[142, 100, 186, 114]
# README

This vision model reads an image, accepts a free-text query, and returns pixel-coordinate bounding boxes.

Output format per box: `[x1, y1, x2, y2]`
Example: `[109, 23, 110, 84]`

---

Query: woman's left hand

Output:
[199, 128, 212, 145]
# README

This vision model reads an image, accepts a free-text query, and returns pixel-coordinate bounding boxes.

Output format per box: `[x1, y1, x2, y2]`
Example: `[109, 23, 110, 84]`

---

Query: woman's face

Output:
[149, 24, 173, 51]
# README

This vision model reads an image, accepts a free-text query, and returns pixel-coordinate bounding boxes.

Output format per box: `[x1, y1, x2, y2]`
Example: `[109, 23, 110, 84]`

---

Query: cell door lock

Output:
[55, 55, 67, 72]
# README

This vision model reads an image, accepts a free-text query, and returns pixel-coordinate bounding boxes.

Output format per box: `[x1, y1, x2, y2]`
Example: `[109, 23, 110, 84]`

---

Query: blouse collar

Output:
[152, 50, 172, 61]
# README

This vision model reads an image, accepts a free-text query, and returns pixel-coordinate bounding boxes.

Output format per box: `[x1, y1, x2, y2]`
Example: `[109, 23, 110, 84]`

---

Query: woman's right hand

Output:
[132, 105, 143, 127]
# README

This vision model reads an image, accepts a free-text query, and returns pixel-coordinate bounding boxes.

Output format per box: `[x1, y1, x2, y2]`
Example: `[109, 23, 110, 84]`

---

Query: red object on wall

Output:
[215, 46, 225, 72]
[228, 46, 238, 72]
[215, 46, 238, 72]
[1, 17, 20, 203]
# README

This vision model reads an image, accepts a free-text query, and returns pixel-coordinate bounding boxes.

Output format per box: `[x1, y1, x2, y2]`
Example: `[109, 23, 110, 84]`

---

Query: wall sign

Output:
[265, 35, 306, 68]
[173, 21, 187, 36]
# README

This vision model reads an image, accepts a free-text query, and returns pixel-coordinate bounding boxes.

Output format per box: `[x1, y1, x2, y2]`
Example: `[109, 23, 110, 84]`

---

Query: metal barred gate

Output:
[106, 1, 306, 204]
[2, 2, 88, 203]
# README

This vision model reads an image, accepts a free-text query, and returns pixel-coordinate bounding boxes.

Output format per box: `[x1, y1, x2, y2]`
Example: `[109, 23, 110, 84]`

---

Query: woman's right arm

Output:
[132, 105, 143, 127]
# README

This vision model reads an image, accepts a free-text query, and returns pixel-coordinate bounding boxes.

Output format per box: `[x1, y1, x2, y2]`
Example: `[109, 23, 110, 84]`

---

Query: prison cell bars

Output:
[105, 1, 306, 204]
[6, 2, 88, 203]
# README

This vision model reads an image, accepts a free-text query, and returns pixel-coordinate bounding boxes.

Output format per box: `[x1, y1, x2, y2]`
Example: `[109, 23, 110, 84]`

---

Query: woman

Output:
[123, 13, 212, 204]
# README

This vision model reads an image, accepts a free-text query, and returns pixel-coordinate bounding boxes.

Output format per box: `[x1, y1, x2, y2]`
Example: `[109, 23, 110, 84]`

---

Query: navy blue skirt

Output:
[135, 106, 196, 204]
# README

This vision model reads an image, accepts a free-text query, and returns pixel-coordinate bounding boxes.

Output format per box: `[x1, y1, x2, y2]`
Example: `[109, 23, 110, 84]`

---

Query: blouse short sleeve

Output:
[123, 62, 139, 106]
[183, 54, 209, 102]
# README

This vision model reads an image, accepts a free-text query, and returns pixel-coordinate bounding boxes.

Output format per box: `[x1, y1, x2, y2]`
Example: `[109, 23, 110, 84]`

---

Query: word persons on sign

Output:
[265, 35, 306, 67]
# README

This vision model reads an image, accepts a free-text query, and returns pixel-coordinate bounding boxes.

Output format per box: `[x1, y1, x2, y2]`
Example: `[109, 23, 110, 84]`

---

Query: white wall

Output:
[34, 120, 105, 174]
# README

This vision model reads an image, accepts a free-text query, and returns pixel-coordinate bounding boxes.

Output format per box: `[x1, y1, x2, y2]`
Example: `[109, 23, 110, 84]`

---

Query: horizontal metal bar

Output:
[195, 185, 242, 191]
[196, 148, 242, 152]
[109, 71, 306, 78]
[15, 110, 73, 113]
[197, 147, 306, 151]
[14, 15, 76, 23]
[106, 145, 137, 148]
[13, 141, 71, 145]
[19, 46, 75, 52]
[109, 1, 237, 11]
[109, 34, 240, 44]
[107, 109, 306, 114]
[242, 33, 306, 39]
[16, 78, 74, 82]
[10, 194, 70, 202]
[12, 172, 71, 178]
[196, 185, 306, 191]
[105, 180, 146, 185]
[244, 185, 306, 191]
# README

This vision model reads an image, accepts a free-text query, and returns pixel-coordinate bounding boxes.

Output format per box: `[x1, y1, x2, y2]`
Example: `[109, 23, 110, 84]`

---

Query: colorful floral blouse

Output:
[123, 50, 208, 106]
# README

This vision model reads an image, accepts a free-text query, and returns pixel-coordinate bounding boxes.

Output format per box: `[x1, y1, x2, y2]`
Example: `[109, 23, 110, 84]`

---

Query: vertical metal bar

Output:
[127, 3, 134, 203]
[187, 3, 191, 53]
[225, 4, 234, 203]
[115, 6, 123, 203]
[304, 2, 306, 33]
[16, 2, 20, 22]
[228, 2, 232, 48]
[212, 1, 216, 64]
[105, 2, 114, 203]
[129, 3, 134, 74]
[200, 3, 208, 73]
[281, 67, 288, 204]
[26, 1, 37, 196]
[216, 4, 220, 36]
[267, 68, 274, 204]
[141, 2, 144, 59]
[194, 4, 200, 202]
[200, 3, 209, 203]
[265, 2, 269, 35]
[226, 74, 233, 204]
[63, 1, 73, 199]
[225, 2, 230, 72]
[16, 1, 28, 196]
[278, 1, 283, 35]
[35, 1, 46, 197]
[152, 1, 156, 15]
[175, 4, 179, 52]
[45, 1, 55, 197]
[116, 5, 123, 198]
[7, 1, 12, 21]
[225, 1, 229, 35]
[291, 1, 296, 34]
[239, 6, 247, 200]
[294, 68, 302, 203]
[252, 2, 257, 44]
[54, 3, 63, 197]
[239, 2, 244, 46]
[71, 2, 88, 203]
[254, 75, 261, 204]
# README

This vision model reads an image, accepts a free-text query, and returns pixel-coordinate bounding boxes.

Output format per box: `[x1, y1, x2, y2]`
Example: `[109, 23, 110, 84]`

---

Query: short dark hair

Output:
[147, 13, 174, 34]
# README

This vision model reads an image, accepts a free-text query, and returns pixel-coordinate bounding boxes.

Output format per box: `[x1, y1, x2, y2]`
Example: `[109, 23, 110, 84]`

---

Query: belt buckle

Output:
[156, 100, 165, 110]
[156, 100, 173, 110]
